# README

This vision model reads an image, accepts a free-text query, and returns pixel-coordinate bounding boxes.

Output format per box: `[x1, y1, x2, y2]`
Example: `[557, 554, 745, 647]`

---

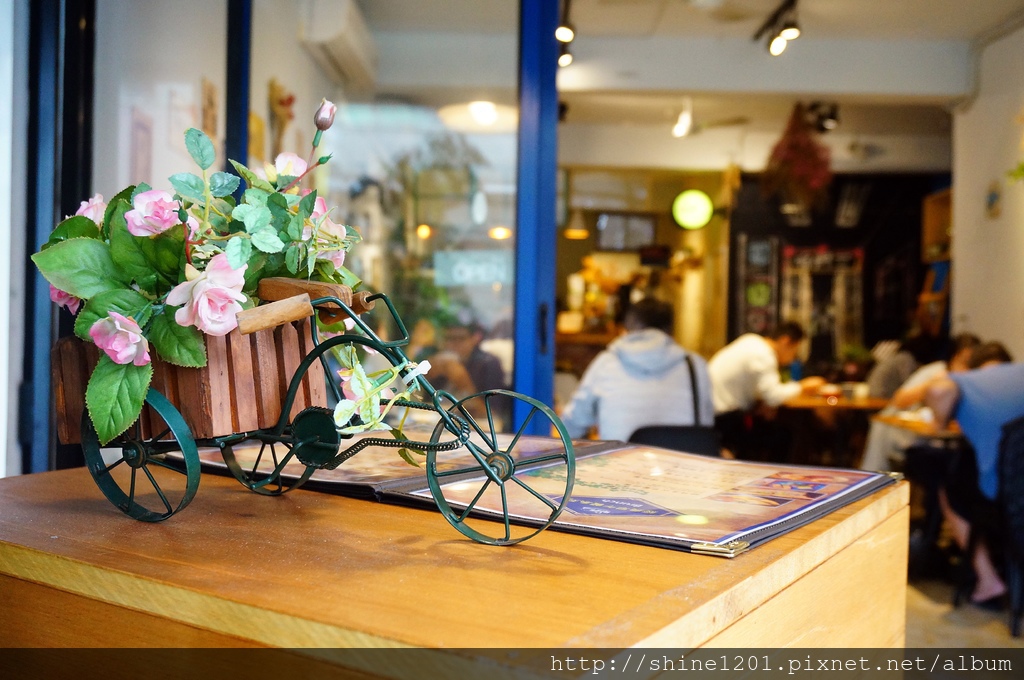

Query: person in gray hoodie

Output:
[560, 298, 714, 441]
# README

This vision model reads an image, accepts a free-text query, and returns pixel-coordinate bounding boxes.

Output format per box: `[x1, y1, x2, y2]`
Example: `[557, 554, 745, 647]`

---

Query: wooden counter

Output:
[0, 467, 908, 653]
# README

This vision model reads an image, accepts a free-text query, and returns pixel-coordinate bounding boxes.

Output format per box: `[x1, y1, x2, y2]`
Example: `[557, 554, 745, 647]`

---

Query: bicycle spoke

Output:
[458, 402, 497, 453]
[514, 451, 567, 468]
[147, 457, 188, 475]
[484, 393, 498, 445]
[128, 468, 137, 509]
[504, 405, 539, 454]
[511, 476, 558, 511]
[500, 484, 511, 542]
[97, 457, 126, 477]
[457, 479, 492, 523]
[433, 462, 489, 479]
[151, 427, 171, 442]
[142, 465, 173, 515]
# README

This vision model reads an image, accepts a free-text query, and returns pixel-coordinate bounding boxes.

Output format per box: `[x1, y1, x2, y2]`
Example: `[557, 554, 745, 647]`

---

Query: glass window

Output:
[251, 1, 520, 403]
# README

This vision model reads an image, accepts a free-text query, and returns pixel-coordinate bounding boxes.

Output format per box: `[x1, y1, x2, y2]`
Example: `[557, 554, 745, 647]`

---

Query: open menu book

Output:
[186, 431, 896, 558]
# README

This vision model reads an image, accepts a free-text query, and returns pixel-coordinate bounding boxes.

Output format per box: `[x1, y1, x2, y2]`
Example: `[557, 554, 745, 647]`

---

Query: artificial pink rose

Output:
[49, 284, 82, 314]
[124, 189, 183, 237]
[166, 253, 247, 336]
[74, 194, 107, 225]
[89, 312, 151, 366]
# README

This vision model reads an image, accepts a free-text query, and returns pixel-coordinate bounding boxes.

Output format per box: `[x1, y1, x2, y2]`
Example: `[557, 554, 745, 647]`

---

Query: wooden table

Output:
[0, 468, 908, 658]
[871, 413, 962, 441]
[780, 395, 890, 467]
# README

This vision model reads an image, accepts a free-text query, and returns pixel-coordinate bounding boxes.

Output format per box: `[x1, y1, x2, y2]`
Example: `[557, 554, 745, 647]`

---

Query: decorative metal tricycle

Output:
[53, 279, 575, 545]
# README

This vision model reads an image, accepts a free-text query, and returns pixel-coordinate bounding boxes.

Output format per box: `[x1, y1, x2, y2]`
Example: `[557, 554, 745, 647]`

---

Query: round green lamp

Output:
[672, 189, 714, 230]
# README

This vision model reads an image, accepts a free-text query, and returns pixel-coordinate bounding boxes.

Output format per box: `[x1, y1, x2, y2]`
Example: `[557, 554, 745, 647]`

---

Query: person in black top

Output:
[442, 319, 506, 394]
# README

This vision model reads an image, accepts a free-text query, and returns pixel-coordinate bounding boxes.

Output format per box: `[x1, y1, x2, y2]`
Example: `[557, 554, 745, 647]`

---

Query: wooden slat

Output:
[251, 328, 282, 429]
[297, 317, 327, 408]
[146, 359, 172, 441]
[275, 322, 305, 420]
[52, 336, 86, 445]
[204, 334, 233, 438]
[174, 360, 212, 440]
[227, 329, 260, 432]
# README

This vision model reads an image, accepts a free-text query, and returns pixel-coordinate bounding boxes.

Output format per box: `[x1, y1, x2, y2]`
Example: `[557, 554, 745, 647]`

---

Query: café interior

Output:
[3, 0, 1024, 648]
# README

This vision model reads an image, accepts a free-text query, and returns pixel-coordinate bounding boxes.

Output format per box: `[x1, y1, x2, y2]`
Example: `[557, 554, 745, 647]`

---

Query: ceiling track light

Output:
[556, 0, 575, 43]
[672, 98, 693, 138]
[558, 43, 573, 67]
[752, 0, 800, 56]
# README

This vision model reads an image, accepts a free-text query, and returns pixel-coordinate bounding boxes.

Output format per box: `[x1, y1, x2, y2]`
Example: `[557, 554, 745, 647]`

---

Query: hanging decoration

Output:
[761, 102, 832, 212]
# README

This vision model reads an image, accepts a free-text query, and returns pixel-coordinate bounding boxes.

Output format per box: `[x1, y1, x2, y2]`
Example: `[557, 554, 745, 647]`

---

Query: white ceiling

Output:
[357, 0, 1024, 138]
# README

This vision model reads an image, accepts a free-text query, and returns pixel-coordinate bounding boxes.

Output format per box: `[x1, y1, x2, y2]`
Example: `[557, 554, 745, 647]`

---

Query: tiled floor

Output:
[906, 578, 1023, 647]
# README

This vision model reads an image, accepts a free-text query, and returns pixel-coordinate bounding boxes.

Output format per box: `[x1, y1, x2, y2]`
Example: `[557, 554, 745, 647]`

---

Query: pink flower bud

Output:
[74, 194, 107, 225]
[314, 99, 337, 131]
[89, 312, 151, 366]
[49, 284, 82, 315]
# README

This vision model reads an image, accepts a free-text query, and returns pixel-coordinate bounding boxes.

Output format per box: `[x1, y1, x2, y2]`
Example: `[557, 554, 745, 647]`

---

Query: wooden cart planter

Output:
[51, 278, 576, 545]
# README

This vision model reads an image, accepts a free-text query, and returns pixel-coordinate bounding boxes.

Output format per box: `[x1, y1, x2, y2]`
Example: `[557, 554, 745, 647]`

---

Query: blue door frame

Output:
[513, 0, 559, 432]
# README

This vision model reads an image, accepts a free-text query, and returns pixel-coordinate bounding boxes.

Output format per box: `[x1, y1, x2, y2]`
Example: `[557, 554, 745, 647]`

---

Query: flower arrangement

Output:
[33, 99, 375, 445]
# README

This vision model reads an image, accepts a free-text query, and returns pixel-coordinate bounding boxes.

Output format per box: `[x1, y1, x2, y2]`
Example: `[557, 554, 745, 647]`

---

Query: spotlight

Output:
[753, 0, 801, 55]
[672, 98, 693, 138]
[556, 0, 575, 43]
[779, 17, 800, 40]
[768, 34, 787, 56]
[808, 101, 839, 132]
[558, 43, 573, 67]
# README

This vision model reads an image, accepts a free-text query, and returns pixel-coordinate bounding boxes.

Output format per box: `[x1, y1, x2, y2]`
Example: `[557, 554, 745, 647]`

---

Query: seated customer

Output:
[865, 333, 935, 400]
[859, 332, 980, 471]
[926, 346, 1022, 605]
[560, 298, 714, 442]
[707, 321, 824, 459]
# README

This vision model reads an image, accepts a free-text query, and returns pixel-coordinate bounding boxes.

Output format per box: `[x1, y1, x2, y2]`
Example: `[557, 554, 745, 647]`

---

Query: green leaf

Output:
[86, 355, 153, 445]
[108, 202, 184, 294]
[251, 229, 285, 254]
[242, 251, 267, 294]
[242, 188, 268, 207]
[275, 174, 298, 191]
[169, 172, 206, 203]
[266, 192, 292, 232]
[185, 128, 216, 170]
[74, 289, 152, 341]
[232, 204, 272, 234]
[130, 183, 152, 202]
[298, 190, 317, 219]
[31, 237, 130, 299]
[285, 244, 301, 274]
[43, 215, 100, 250]
[229, 159, 275, 193]
[209, 172, 240, 198]
[225, 235, 253, 269]
[287, 215, 305, 241]
[100, 185, 135, 238]
[148, 312, 207, 368]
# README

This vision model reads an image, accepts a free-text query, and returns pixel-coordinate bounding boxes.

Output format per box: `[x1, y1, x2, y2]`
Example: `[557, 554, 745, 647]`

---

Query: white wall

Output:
[559, 123, 952, 173]
[951, 26, 1024, 359]
[93, 0, 228, 197]
[1, 0, 29, 478]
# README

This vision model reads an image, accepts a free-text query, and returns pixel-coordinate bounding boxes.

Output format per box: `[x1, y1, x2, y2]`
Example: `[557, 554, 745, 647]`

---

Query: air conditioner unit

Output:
[300, 0, 378, 94]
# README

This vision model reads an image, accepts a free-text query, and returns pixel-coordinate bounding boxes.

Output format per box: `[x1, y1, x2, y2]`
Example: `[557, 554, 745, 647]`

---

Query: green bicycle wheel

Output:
[81, 389, 201, 522]
[426, 390, 575, 545]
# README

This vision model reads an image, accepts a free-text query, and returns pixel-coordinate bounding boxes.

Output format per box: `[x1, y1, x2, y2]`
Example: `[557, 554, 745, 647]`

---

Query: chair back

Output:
[628, 425, 721, 457]
[999, 414, 1024, 556]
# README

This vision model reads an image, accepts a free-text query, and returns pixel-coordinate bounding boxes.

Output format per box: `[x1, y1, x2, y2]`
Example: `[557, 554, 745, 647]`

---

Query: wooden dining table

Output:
[779, 394, 891, 468]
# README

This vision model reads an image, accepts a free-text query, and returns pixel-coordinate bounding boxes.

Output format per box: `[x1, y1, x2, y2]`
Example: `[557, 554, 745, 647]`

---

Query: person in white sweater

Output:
[707, 322, 824, 459]
[560, 298, 714, 442]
